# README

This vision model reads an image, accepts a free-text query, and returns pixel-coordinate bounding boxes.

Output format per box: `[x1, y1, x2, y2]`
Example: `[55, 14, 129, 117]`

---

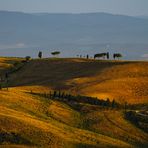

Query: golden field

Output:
[0, 57, 148, 147]
[9, 58, 148, 104]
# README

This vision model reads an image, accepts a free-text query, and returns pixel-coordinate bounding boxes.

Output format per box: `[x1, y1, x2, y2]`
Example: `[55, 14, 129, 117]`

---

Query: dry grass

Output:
[9, 58, 148, 104]
[83, 108, 148, 146]
[0, 89, 133, 148]
[0, 57, 148, 147]
[0, 57, 23, 73]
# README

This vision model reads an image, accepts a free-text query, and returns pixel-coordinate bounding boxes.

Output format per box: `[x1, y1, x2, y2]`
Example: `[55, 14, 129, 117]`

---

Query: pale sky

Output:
[0, 0, 148, 16]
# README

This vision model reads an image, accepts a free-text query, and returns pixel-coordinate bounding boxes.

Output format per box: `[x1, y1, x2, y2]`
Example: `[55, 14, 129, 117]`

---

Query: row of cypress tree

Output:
[36, 90, 120, 108]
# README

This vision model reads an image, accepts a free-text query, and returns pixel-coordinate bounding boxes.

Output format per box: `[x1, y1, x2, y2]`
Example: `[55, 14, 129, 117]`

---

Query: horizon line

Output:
[0, 9, 144, 17]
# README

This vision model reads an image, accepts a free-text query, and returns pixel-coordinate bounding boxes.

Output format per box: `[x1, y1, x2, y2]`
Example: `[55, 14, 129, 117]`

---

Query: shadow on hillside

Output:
[8, 59, 137, 91]
[0, 131, 33, 145]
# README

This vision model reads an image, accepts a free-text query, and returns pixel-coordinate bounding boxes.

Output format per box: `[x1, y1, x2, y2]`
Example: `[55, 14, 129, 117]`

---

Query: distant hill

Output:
[0, 11, 148, 59]
[136, 15, 148, 19]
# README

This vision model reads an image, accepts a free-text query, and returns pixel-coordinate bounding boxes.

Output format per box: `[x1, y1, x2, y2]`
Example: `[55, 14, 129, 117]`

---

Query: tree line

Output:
[30, 90, 121, 109]
[36, 51, 122, 60]
[0, 60, 29, 90]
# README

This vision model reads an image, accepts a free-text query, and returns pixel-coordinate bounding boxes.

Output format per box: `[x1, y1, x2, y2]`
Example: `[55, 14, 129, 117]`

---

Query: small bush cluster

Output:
[125, 111, 139, 126]
[0, 60, 28, 90]
[0, 131, 31, 145]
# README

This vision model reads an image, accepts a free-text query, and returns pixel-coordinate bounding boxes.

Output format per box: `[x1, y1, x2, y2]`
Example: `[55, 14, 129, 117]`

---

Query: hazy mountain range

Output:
[0, 10, 148, 60]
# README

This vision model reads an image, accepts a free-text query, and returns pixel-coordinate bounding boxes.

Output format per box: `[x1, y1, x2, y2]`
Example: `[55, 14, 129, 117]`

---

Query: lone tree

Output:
[86, 54, 89, 59]
[94, 53, 107, 59]
[38, 51, 42, 59]
[111, 99, 116, 108]
[51, 51, 60, 57]
[0, 76, 2, 90]
[113, 53, 122, 60]
[25, 56, 31, 62]
[107, 52, 110, 59]
[5, 72, 9, 91]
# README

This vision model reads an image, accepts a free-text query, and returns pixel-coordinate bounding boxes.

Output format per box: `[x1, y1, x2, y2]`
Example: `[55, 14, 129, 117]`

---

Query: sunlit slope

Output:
[9, 58, 148, 104]
[0, 58, 148, 147]
[0, 88, 134, 148]
[0, 57, 23, 73]
[83, 108, 148, 147]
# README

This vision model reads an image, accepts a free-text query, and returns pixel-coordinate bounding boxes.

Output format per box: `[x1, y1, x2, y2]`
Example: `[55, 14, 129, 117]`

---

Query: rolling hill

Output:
[0, 57, 148, 147]
[8, 58, 148, 104]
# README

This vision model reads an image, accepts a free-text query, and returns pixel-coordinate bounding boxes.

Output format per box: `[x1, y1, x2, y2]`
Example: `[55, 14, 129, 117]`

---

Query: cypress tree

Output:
[112, 99, 116, 108]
